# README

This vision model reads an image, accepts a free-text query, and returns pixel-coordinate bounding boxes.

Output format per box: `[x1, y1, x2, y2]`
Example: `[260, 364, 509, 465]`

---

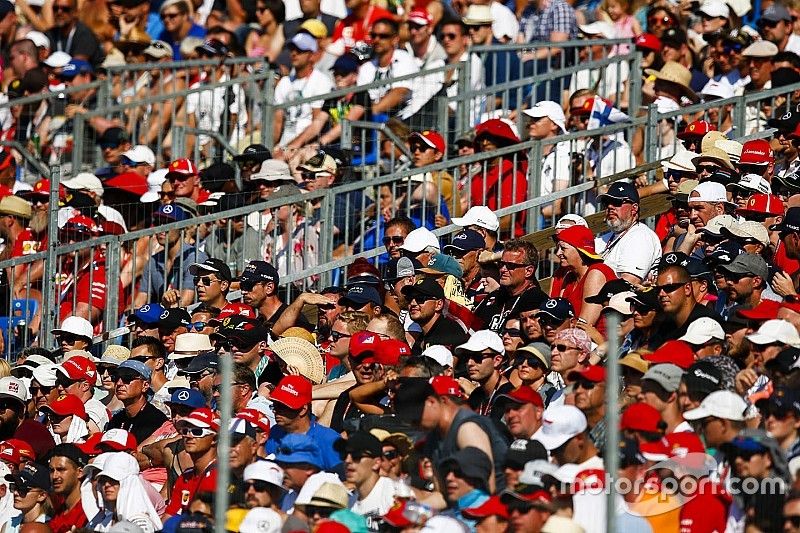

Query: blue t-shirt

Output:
[158, 23, 207, 59]
[266, 421, 343, 472]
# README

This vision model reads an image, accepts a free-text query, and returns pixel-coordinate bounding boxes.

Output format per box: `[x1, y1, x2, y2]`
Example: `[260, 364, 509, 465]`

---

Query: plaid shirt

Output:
[520, 0, 578, 43]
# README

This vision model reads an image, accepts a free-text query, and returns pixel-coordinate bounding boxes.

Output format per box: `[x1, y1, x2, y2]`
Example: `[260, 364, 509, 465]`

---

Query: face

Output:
[168, 173, 199, 198]
[419, 396, 443, 431]
[721, 271, 756, 304]
[53, 0, 75, 27]
[519, 310, 541, 341]
[244, 478, 274, 508]
[159, 325, 186, 354]
[231, 340, 263, 369]
[272, 402, 304, 429]
[632, 305, 657, 329]
[30, 380, 58, 409]
[344, 451, 378, 485]
[443, 469, 473, 502]
[0, 398, 21, 429]
[411, 140, 441, 167]
[733, 450, 771, 479]
[97, 476, 120, 502]
[604, 198, 637, 232]
[230, 435, 257, 469]
[752, 342, 785, 368]
[749, 57, 774, 85]
[550, 340, 580, 374]
[328, 320, 352, 360]
[195, 272, 227, 304]
[180, 426, 216, 454]
[370, 22, 397, 55]
[383, 225, 408, 259]
[12, 486, 44, 513]
[573, 379, 605, 413]
[161, 5, 187, 32]
[502, 319, 524, 352]
[289, 46, 313, 69]
[763, 405, 800, 442]
[350, 358, 384, 384]
[57, 333, 88, 353]
[242, 279, 271, 308]
[508, 502, 549, 533]
[49, 456, 82, 496]
[47, 412, 73, 437]
[555, 241, 581, 269]
[656, 270, 691, 314]
[499, 250, 533, 289]
[784, 498, 800, 533]
[527, 116, 557, 140]
[408, 20, 431, 46]
[552, 434, 582, 465]
[441, 24, 467, 56]
[467, 24, 492, 45]
[408, 293, 441, 323]
[379, 445, 402, 477]
[699, 416, 728, 448]
[466, 351, 499, 382]
[113, 370, 147, 402]
[504, 401, 541, 439]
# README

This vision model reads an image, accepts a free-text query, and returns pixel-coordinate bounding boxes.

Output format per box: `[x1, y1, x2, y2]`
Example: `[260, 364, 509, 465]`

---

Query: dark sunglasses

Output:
[554, 344, 577, 352]
[55, 376, 77, 388]
[112, 372, 143, 384]
[370, 32, 394, 39]
[346, 450, 377, 461]
[330, 331, 351, 342]
[187, 321, 207, 332]
[305, 506, 335, 518]
[244, 480, 272, 492]
[57, 333, 83, 344]
[648, 15, 674, 25]
[161, 11, 181, 19]
[514, 354, 544, 369]
[575, 379, 597, 390]
[194, 275, 218, 286]
[159, 191, 175, 199]
[601, 198, 633, 208]
[29, 385, 54, 395]
[466, 352, 495, 364]
[382, 235, 404, 246]
[696, 164, 719, 174]
[383, 449, 399, 460]
[719, 271, 753, 283]
[503, 328, 522, 337]
[409, 294, 437, 304]
[655, 282, 686, 293]
[536, 315, 563, 328]
[506, 500, 535, 514]
[53, 4, 72, 11]
[499, 261, 528, 271]
[441, 32, 459, 40]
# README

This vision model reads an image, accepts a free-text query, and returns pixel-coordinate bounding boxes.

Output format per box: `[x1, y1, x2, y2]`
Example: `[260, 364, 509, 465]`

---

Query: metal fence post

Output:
[40, 165, 61, 349]
[605, 312, 620, 533]
[104, 238, 121, 335]
[736, 93, 748, 136]
[71, 114, 85, 172]
[529, 140, 543, 231]
[262, 72, 276, 150]
[644, 105, 658, 181]
[173, 126, 186, 164]
[317, 190, 334, 289]
[628, 52, 642, 118]
[341, 119, 352, 151]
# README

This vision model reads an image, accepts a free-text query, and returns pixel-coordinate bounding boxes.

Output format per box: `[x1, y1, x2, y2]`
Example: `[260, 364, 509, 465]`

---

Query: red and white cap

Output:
[737, 193, 784, 216]
[1, 439, 35, 462]
[236, 408, 271, 434]
[739, 139, 774, 165]
[57, 355, 97, 382]
[166, 158, 199, 177]
[210, 303, 257, 324]
[410, 130, 445, 153]
[429, 376, 464, 398]
[407, 9, 432, 25]
[99, 428, 138, 452]
[0, 441, 22, 465]
[41, 394, 87, 420]
[270, 375, 312, 409]
[177, 408, 220, 432]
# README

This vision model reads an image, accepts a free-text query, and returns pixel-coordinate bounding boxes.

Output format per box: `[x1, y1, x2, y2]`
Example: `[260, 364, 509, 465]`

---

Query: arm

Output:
[319, 104, 365, 145]
[456, 421, 495, 492]
[579, 269, 609, 325]
[272, 292, 338, 335]
[179, 288, 195, 307]
[372, 88, 410, 114]
[619, 272, 643, 285]
[74, 302, 102, 323]
[348, 380, 389, 414]
[225, 0, 247, 24]
[285, 108, 327, 151]
[272, 109, 285, 147]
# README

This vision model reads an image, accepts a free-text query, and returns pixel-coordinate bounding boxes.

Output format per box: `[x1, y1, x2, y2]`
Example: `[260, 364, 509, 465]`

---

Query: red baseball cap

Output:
[677, 120, 716, 140]
[377, 339, 412, 366]
[0, 441, 22, 465]
[640, 432, 706, 461]
[58, 356, 97, 383]
[41, 394, 87, 420]
[634, 33, 661, 52]
[555, 225, 600, 259]
[166, 158, 199, 177]
[737, 300, 781, 321]
[429, 375, 464, 398]
[498, 386, 544, 408]
[210, 303, 257, 324]
[270, 375, 312, 409]
[76, 432, 103, 455]
[463, 495, 509, 519]
[349, 331, 382, 359]
[410, 130, 445, 153]
[642, 340, 695, 370]
[383, 500, 414, 528]
[98, 428, 137, 452]
[23, 178, 65, 200]
[3, 439, 35, 462]
[103, 171, 149, 196]
[620, 402, 662, 432]
[177, 408, 220, 432]
[739, 139, 774, 165]
[407, 9, 432, 25]
[236, 408, 271, 434]
[737, 193, 784, 216]
[567, 364, 607, 383]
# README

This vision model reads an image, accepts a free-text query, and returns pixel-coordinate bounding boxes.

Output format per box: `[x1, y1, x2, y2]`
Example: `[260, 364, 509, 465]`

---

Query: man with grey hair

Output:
[596, 182, 661, 284]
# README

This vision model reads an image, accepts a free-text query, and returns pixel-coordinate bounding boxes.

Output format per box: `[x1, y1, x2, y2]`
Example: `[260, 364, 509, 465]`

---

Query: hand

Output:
[635, 174, 648, 188]
[285, 364, 301, 376]
[771, 271, 797, 297]
[574, 320, 604, 345]
[482, 276, 500, 294]
[161, 289, 180, 307]
[735, 367, 758, 395]
[384, 369, 399, 390]
[65, 104, 87, 119]
[456, 377, 479, 397]
[434, 213, 448, 228]
[301, 292, 339, 306]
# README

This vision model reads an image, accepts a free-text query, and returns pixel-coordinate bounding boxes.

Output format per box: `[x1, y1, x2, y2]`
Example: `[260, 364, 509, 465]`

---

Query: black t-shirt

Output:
[416, 315, 469, 355]
[321, 90, 373, 155]
[106, 401, 168, 444]
[647, 303, 723, 349]
[46, 21, 104, 67]
[468, 381, 515, 423]
[474, 285, 548, 332]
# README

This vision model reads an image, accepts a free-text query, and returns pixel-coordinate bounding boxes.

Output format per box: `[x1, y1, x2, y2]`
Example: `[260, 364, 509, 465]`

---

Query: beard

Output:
[606, 216, 634, 234]
[29, 210, 48, 235]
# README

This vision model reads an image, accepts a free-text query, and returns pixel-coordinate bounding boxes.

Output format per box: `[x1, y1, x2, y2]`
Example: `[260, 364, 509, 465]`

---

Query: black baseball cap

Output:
[585, 279, 635, 305]
[233, 144, 271, 163]
[384, 257, 421, 283]
[183, 352, 219, 375]
[189, 258, 232, 282]
[683, 360, 723, 398]
[537, 298, 575, 322]
[240, 261, 279, 286]
[401, 277, 445, 300]
[598, 182, 639, 204]
[661, 27, 687, 48]
[48, 443, 88, 468]
[195, 39, 229, 57]
[439, 447, 493, 481]
[755, 387, 800, 416]
[5, 462, 51, 491]
[334, 431, 383, 459]
[768, 110, 800, 133]
[657, 251, 691, 271]
[770, 207, 800, 233]
[703, 241, 745, 267]
[211, 316, 268, 347]
[159, 308, 192, 330]
[618, 437, 646, 468]
[626, 287, 659, 310]
[504, 439, 547, 470]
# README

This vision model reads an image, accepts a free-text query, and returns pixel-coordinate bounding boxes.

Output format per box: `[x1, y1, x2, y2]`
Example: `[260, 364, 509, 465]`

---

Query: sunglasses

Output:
[178, 426, 215, 437]
[536, 315, 563, 328]
[760, 404, 794, 420]
[159, 191, 175, 199]
[503, 328, 521, 337]
[187, 321, 207, 332]
[239, 279, 264, 292]
[466, 352, 495, 364]
[57, 333, 84, 344]
[696, 164, 719, 174]
[112, 372, 143, 384]
[305, 506, 335, 518]
[53, 4, 72, 11]
[655, 282, 687, 293]
[301, 170, 329, 181]
[786, 515, 800, 528]
[382, 449, 399, 460]
[244, 480, 272, 492]
[499, 261, 528, 271]
[575, 379, 597, 390]
[130, 355, 160, 363]
[719, 271, 752, 283]
[346, 451, 377, 461]
[514, 354, 544, 369]
[29, 385, 54, 395]
[601, 198, 633, 208]
[370, 32, 394, 39]
[194, 275, 218, 286]
[382, 235, 404, 246]
[554, 344, 577, 352]
[506, 500, 536, 514]
[46, 412, 70, 423]
[441, 32, 459, 40]
[330, 330, 351, 342]
[55, 376, 78, 389]
[409, 294, 437, 304]
[161, 11, 181, 19]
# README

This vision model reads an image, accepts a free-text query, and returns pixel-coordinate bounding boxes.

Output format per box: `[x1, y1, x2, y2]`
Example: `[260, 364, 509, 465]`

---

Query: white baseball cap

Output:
[52, 315, 93, 340]
[688, 182, 735, 205]
[240, 507, 282, 533]
[243, 460, 286, 491]
[523, 101, 567, 134]
[603, 291, 635, 315]
[121, 145, 156, 166]
[578, 21, 617, 38]
[0, 377, 27, 405]
[555, 214, 588, 230]
[532, 405, 587, 450]
[451, 205, 500, 232]
[746, 319, 800, 347]
[679, 317, 725, 345]
[701, 79, 734, 100]
[140, 168, 168, 203]
[32, 363, 58, 387]
[44, 51, 72, 68]
[454, 330, 505, 356]
[25, 31, 50, 49]
[729, 174, 771, 194]
[399, 227, 440, 253]
[421, 345, 454, 367]
[62, 173, 104, 197]
[698, 0, 730, 19]
[683, 390, 747, 421]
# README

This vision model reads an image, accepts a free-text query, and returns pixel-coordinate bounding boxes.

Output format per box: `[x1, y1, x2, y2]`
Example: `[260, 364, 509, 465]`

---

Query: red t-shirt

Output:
[332, 6, 395, 49]
[549, 263, 617, 318]
[165, 463, 217, 516]
[775, 240, 800, 276]
[678, 483, 730, 533]
[49, 499, 88, 533]
[11, 229, 40, 258]
[470, 159, 527, 238]
[655, 209, 677, 242]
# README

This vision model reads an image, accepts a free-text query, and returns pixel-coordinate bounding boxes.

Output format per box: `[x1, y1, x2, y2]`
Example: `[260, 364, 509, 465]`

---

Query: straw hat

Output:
[463, 4, 493, 25]
[269, 337, 325, 385]
[645, 61, 699, 102]
[715, 139, 743, 163]
[663, 150, 697, 172]
[692, 147, 734, 171]
[701, 131, 727, 153]
[281, 327, 315, 344]
[0, 196, 32, 219]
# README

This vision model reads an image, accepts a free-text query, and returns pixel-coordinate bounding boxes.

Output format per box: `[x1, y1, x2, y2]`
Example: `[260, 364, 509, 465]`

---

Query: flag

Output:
[587, 97, 630, 131]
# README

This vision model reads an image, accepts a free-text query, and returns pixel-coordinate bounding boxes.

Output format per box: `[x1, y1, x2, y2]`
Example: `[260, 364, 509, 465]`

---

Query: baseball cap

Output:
[640, 432, 707, 462]
[532, 405, 587, 450]
[62, 172, 104, 197]
[585, 279, 635, 305]
[417, 253, 462, 277]
[330, 53, 359, 74]
[211, 316, 268, 347]
[339, 285, 382, 308]
[208, 303, 256, 325]
[504, 439, 547, 469]
[718, 253, 769, 280]
[737, 300, 781, 321]
[298, 152, 337, 175]
[683, 390, 748, 421]
[243, 460, 285, 491]
[566, 365, 607, 383]
[497, 386, 544, 408]
[0, 377, 27, 405]
[455, 330, 504, 355]
[120, 145, 156, 166]
[439, 447, 493, 481]
[451, 205, 500, 231]
[755, 387, 800, 417]
[130, 303, 164, 325]
[598, 181, 639, 203]
[249, 159, 294, 183]
[683, 360, 723, 397]
[407, 8, 432, 25]
[620, 402, 662, 433]
[158, 307, 191, 330]
[523, 101, 566, 134]
[742, 40, 779, 57]
[273, 433, 324, 468]
[195, 38, 229, 57]
[384, 257, 421, 283]
[229, 418, 258, 439]
[642, 340, 696, 370]
[515, 342, 551, 370]
[57, 355, 97, 383]
[740, 139, 774, 165]
[334, 431, 382, 459]
[40, 394, 87, 420]
[421, 345, 453, 367]
[443, 229, 485, 253]
[409, 130, 446, 153]
[626, 287, 659, 310]
[678, 120, 716, 140]
[184, 352, 219, 375]
[166, 158, 199, 179]
[642, 363, 685, 393]
[537, 297, 575, 322]
[175, 408, 220, 432]
[189, 258, 233, 282]
[98, 429, 137, 452]
[236, 408, 271, 433]
[634, 32, 662, 52]
[59, 59, 93, 79]
[746, 319, 800, 347]
[240, 260, 279, 286]
[152, 203, 189, 222]
[167, 388, 206, 409]
[429, 375, 465, 398]
[399, 227, 440, 253]
[270, 375, 312, 409]
[401, 277, 445, 300]
[288, 32, 318, 52]
[679, 317, 725, 345]
[699, 0, 729, 18]
[703, 240, 746, 267]
[720, 221, 770, 247]
[118, 360, 152, 381]
[4, 462, 51, 492]
[762, 2, 792, 22]
[142, 39, 172, 59]
[52, 315, 93, 341]
[233, 144, 271, 163]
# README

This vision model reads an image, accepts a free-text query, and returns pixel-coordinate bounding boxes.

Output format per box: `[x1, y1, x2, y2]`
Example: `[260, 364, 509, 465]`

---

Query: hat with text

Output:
[451, 205, 500, 232]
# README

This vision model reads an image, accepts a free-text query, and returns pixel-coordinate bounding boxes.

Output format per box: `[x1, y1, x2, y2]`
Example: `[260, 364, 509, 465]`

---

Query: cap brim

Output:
[681, 405, 712, 420]
[531, 427, 574, 451]
[745, 332, 779, 345]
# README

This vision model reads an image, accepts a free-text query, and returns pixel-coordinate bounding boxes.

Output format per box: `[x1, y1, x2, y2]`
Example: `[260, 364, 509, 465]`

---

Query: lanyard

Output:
[57, 27, 77, 54]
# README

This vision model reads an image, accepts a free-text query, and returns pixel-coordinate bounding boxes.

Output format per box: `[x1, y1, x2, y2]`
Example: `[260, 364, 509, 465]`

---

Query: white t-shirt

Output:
[491, 1, 520, 41]
[596, 221, 661, 281]
[84, 398, 109, 430]
[350, 476, 402, 518]
[446, 51, 485, 126]
[357, 49, 419, 119]
[541, 141, 572, 197]
[274, 69, 333, 147]
[786, 33, 800, 57]
[186, 74, 248, 147]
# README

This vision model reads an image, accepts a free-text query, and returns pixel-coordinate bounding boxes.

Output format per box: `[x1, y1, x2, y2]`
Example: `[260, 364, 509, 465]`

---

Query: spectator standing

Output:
[45, 0, 103, 66]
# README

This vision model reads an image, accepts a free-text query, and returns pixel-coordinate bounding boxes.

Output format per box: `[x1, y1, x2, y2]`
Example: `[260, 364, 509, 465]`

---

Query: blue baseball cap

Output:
[118, 360, 152, 381]
[443, 229, 485, 253]
[339, 285, 382, 308]
[153, 203, 189, 222]
[59, 59, 93, 79]
[537, 297, 575, 322]
[331, 54, 359, 74]
[273, 434, 324, 469]
[167, 388, 205, 409]
[131, 303, 164, 324]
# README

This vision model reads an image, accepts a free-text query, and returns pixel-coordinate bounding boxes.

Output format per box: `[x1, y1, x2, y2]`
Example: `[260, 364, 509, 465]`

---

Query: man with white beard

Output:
[595, 182, 661, 284]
